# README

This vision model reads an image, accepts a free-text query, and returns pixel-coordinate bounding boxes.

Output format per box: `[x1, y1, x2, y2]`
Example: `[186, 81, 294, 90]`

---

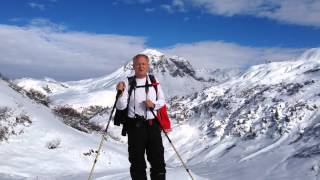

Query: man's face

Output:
[133, 56, 149, 78]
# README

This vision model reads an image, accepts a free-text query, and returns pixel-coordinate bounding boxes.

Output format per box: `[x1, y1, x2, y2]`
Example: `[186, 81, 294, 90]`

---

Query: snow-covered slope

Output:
[166, 48, 320, 179]
[0, 78, 208, 179]
[195, 67, 243, 83]
[14, 66, 130, 110]
[15, 49, 213, 110]
[0, 79, 128, 179]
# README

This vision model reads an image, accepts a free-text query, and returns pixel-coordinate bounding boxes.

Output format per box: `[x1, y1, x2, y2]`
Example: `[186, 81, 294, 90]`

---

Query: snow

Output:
[3, 47, 320, 180]
[14, 66, 132, 109]
[239, 133, 289, 162]
[0, 79, 206, 179]
[141, 48, 164, 57]
[0, 79, 128, 178]
[166, 48, 320, 179]
[298, 48, 320, 62]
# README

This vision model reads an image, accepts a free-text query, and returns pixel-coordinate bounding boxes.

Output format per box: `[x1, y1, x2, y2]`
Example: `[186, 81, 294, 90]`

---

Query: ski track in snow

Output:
[239, 133, 289, 162]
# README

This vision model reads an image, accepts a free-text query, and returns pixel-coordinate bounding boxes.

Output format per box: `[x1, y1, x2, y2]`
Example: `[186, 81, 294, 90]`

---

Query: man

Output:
[116, 54, 166, 180]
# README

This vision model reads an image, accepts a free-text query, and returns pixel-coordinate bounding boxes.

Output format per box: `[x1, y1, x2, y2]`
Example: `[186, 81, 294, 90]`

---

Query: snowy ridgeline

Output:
[1, 48, 320, 179]
[13, 49, 216, 110]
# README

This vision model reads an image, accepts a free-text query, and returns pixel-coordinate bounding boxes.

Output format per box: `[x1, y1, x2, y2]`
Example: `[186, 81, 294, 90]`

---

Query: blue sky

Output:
[0, 0, 319, 80]
[1, 0, 320, 48]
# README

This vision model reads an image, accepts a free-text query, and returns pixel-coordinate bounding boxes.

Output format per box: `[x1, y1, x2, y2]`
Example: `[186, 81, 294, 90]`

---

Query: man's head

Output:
[133, 54, 149, 78]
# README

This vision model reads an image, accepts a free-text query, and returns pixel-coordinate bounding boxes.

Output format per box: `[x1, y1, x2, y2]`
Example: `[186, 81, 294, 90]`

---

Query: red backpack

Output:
[156, 104, 172, 132]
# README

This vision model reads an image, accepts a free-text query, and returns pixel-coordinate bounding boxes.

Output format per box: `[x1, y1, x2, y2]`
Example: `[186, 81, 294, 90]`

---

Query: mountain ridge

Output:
[14, 49, 215, 109]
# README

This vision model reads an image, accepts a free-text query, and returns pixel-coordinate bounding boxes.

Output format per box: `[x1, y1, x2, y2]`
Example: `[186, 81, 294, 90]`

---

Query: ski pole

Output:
[87, 90, 122, 180]
[149, 108, 195, 180]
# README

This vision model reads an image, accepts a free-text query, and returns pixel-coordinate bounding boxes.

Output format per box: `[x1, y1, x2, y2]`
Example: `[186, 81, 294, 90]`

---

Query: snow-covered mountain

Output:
[14, 49, 214, 110]
[177, 48, 320, 138]
[195, 67, 244, 83]
[166, 48, 320, 179]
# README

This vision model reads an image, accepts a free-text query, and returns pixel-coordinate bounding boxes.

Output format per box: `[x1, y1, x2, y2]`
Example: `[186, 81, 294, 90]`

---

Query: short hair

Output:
[133, 54, 149, 64]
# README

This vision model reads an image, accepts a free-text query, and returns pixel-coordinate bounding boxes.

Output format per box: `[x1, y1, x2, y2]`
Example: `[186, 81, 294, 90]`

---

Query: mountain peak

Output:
[135, 49, 197, 77]
[125, 49, 214, 82]
[140, 49, 164, 57]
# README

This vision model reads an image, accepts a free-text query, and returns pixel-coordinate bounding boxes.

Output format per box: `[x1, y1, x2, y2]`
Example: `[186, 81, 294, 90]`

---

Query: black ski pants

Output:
[127, 117, 166, 180]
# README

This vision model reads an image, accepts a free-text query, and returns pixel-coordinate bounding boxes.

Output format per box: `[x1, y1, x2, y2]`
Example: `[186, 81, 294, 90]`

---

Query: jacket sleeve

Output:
[153, 78, 166, 110]
[116, 78, 129, 110]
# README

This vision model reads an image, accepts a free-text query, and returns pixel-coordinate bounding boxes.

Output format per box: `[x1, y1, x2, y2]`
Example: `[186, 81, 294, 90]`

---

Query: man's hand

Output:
[144, 99, 155, 109]
[116, 81, 125, 91]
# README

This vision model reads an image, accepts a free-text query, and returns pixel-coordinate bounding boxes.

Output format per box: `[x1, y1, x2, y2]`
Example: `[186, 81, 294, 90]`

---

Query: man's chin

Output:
[136, 73, 147, 78]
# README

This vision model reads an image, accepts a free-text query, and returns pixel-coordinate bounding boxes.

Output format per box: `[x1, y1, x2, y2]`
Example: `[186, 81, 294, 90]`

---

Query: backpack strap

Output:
[148, 74, 158, 100]
[127, 74, 159, 106]
[127, 76, 135, 97]
[127, 76, 136, 115]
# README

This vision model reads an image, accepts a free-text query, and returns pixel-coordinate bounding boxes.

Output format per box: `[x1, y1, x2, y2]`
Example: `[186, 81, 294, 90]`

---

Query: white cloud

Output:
[187, 0, 265, 16]
[28, 2, 45, 11]
[0, 22, 146, 80]
[260, 0, 320, 27]
[170, 0, 320, 27]
[0, 19, 306, 81]
[161, 41, 304, 70]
